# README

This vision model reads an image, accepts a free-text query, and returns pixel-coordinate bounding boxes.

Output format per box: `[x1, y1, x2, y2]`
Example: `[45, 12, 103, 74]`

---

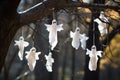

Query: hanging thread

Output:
[53, 8, 55, 19]
[93, 17, 95, 45]
[21, 27, 23, 36]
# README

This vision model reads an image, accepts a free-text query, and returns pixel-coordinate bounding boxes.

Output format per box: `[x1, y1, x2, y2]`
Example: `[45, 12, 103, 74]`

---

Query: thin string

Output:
[53, 8, 55, 19]
[93, 17, 95, 45]
[32, 32, 35, 47]
[21, 27, 23, 36]
[33, 40, 34, 47]
[76, 15, 78, 28]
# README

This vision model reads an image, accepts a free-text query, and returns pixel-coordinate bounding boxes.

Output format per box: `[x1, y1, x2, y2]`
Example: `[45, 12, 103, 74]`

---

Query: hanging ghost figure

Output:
[14, 36, 29, 60]
[45, 52, 54, 72]
[45, 19, 63, 50]
[94, 11, 109, 36]
[80, 34, 89, 50]
[86, 45, 102, 71]
[70, 27, 88, 50]
[25, 47, 41, 71]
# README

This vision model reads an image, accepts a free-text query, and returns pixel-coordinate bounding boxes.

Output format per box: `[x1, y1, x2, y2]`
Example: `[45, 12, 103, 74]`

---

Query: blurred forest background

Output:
[0, 0, 120, 80]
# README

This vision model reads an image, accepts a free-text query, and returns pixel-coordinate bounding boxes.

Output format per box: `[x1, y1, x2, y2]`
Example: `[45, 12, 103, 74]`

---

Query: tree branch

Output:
[102, 25, 120, 47]
[57, 1, 119, 10]
[19, 1, 119, 26]
[19, 0, 56, 26]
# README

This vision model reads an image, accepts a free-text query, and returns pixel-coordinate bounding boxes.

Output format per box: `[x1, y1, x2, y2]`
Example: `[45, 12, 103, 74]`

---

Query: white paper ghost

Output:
[80, 34, 89, 50]
[86, 45, 102, 71]
[45, 52, 54, 72]
[94, 11, 109, 36]
[14, 36, 29, 60]
[70, 27, 88, 50]
[45, 19, 63, 50]
[25, 47, 41, 71]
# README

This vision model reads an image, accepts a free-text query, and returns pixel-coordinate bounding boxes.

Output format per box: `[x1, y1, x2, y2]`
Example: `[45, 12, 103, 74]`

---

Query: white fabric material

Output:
[45, 52, 54, 72]
[14, 36, 29, 60]
[25, 47, 41, 71]
[86, 45, 102, 71]
[94, 11, 109, 36]
[70, 27, 88, 50]
[45, 19, 63, 50]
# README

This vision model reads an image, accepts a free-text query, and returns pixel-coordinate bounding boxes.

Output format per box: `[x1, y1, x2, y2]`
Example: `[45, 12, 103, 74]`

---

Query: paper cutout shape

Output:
[45, 19, 63, 50]
[70, 27, 88, 50]
[14, 36, 29, 60]
[25, 47, 41, 71]
[80, 34, 89, 50]
[45, 52, 54, 72]
[94, 11, 109, 36]
[86, 45, 102, 71]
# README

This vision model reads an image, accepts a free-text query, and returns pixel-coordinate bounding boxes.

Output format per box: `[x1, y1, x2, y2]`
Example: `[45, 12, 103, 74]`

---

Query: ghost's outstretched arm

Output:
[45, 24, 51, 32]
[86, 49, 91, 55]
[25, 51, 30, 59]
[85, 36, 89, 40]
[14, 40, 19, 46]
[99, 11, 109, 22]
[94, 18, 101, 24]
[35, 52, 41, 60]
[52, 58, 54, 63]
[70, 31, 74, 38]
[57, 24, 63, 31]
[80, 33, 85, 39]
[24, 41, 29, 47]
[97, 51, 102, 57]
[45, 55, 48, 60]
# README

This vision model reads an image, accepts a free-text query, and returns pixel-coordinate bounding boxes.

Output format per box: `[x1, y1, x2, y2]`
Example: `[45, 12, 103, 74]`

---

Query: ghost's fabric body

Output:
[25, 47, 41, 71]
[14, 36, 29, 60]
[45, 52, 54, 72]
[94, 11, 109, 36]
[45, 19, 63, 50]
[86, 45, 102, 71]
[70, 27, 88, 50]
[70, 27, 81, 50]
[80, 34, 89, 50]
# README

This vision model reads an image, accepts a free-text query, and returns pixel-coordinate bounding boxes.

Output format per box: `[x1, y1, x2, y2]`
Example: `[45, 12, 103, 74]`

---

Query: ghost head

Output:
[30, 47, 36, 53]
[19, 36, 24, 41]
[91, 45, 96, 49]
[52, 19, 57, 24]
[49, 52, 52, 56]
[75, 27, 80, 32]
[100, 11, 104, 15]
[91, 45, 96, 53]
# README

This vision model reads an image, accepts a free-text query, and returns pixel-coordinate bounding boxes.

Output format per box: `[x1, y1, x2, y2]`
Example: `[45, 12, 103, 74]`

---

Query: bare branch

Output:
[102, 25, 120, 47]
[56, 1, 119, 10]
[19, 1, 119, 26]
[19, 0, 56, 26]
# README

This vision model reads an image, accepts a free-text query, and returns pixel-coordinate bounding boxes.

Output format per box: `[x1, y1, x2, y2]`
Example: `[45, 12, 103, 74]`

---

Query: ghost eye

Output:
[53, 22, 56, 23]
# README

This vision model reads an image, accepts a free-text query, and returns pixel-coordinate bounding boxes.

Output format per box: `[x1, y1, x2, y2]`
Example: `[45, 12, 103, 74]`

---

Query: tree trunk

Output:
[0, 0, 20, 72]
